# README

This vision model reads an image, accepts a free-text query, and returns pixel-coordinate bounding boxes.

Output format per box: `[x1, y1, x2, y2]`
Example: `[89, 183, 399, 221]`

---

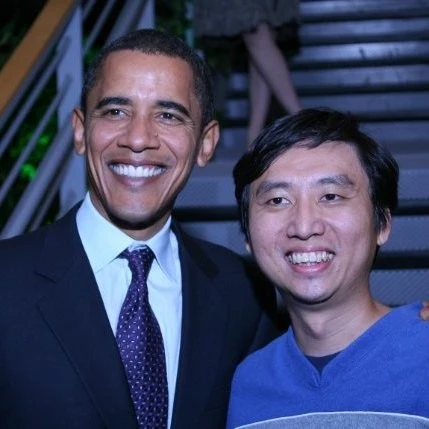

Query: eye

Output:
[268, 196, 288, 206]
[159, 111, 183, 123]
[322, 193, 341, 202]
[103, 108, 125, 117]
[160, 112, 173, 119]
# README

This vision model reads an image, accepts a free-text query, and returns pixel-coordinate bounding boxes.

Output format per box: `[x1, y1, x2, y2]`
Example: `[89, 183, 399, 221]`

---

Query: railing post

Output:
[57, 3, 86, 217]
[137, 0, 155, 29]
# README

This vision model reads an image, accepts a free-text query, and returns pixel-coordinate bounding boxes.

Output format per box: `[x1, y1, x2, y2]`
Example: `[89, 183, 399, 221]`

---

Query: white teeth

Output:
[110, 164, 164, 178]
[288, 251, 334, 265]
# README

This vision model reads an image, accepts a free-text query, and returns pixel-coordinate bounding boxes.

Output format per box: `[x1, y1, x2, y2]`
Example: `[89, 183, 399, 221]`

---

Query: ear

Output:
[377, 210, 392, 246]
[72, 108, 86, 155]
[196, 120, 220, 167]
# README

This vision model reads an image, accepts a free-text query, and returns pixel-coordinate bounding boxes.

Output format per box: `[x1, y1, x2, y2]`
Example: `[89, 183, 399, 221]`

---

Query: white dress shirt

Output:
[76, 193, 182, 428]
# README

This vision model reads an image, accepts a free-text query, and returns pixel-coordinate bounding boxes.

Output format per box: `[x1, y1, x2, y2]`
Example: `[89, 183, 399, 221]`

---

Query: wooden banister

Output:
[0, 0, 76, 117]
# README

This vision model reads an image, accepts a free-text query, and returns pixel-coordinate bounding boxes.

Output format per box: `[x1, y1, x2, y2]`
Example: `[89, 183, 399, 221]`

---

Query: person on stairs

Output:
[194, 0, 302, 146]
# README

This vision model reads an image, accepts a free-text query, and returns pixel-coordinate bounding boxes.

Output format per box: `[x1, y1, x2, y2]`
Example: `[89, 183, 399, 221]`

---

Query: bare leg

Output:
[243, 22, 301, 118]
[247, 60, 271, 145]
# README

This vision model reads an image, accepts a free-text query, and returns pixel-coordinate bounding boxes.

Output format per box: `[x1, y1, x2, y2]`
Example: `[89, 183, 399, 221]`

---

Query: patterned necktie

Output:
[116, 247, 168, 429]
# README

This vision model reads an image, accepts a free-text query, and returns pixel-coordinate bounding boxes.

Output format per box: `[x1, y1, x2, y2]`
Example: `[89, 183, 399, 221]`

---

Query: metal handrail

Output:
[0, 76, 71, 206]
[0, 0, 76, 126]
[1, 119, 74, 239]
[83, 0, 117, 55]
[0, 37, 70, 159]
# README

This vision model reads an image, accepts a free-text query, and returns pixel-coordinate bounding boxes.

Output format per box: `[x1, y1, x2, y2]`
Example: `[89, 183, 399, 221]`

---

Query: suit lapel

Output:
[34, 208, 138, 429]
[171, 227, 229, 428]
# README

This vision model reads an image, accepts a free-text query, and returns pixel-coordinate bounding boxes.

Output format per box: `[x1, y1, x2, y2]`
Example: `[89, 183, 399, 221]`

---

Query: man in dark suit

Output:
[0, 29, 278, 428]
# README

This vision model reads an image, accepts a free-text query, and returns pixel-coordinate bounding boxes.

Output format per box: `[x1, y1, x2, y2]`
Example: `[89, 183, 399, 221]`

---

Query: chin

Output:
[107, 210, 152, 229]
[111, 204, 170, 231]
[287, 292, 332, 306]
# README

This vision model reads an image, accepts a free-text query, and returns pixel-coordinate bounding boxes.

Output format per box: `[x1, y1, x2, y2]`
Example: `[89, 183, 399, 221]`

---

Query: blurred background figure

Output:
[193, 0, 302, 145]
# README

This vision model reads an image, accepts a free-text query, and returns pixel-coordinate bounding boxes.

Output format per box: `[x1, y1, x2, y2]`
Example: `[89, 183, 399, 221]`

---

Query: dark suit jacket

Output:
[0, 205, 279, 428]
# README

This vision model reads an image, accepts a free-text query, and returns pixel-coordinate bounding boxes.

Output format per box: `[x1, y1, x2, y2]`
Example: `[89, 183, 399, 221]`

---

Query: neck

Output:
[287, 294, 390, 357]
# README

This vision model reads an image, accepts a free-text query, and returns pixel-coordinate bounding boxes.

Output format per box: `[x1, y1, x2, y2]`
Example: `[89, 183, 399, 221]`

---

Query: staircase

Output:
[176, 0, 429, 305]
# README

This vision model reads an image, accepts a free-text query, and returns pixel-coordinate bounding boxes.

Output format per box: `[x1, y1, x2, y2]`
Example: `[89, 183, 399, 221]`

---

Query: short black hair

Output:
[234, 108, 399, 241]
[81, 28, 215, 128]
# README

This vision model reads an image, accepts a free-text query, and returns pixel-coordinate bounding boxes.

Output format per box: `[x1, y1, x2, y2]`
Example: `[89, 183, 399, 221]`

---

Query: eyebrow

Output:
[255, 174, 356, 196]
[157, 100, 191, 118]
[319, 174, 355, 187]
[94, 97, 191, 119]
[95, 96, 130, 110]
[255, 181, 290, 197]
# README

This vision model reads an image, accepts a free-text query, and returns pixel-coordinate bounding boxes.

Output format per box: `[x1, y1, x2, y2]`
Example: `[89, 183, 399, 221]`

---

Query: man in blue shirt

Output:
[228, 108, 429, 428]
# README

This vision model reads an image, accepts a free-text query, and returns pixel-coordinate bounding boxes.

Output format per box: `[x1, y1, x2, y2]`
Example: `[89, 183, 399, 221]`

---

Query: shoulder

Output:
[178, 228, 276, 304]
[237, 332, 289, 371]
[0, 224, 50, 260]
[175, 224, 251, 277]
[381, 303, 429, 355]
[388, 302, 428, 326]
[229, 332, 289, 409]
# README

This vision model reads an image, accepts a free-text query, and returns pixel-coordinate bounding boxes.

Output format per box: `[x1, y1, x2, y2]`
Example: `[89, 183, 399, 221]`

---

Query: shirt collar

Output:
[76, 193, 177, 280]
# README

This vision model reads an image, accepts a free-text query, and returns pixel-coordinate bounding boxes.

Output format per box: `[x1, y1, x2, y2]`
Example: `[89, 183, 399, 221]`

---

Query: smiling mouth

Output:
[287, 251, 334, 265]
[110, 163, 166, 178]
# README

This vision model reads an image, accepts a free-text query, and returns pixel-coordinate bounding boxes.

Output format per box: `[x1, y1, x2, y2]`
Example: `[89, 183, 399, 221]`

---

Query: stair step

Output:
[384, 216, 429, 252]
[362, 120, 429, 152]
[226, 91, 429, 121]
[228, 65, 429, 96]
[370, 269, 429, 306]
[300, 17, 429, 45]
[303, 92, 429, 120]
[300, 0, 429, 22]
[292, 64, 429, 94]
[399, 166, 429, 199]
[291, 41, 429, 69]
[217, 122, 429, 158]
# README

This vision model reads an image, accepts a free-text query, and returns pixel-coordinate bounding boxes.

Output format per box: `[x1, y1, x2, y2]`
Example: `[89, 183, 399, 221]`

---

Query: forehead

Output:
[91, 50, 197, 100]
[255, 141, 368, 186]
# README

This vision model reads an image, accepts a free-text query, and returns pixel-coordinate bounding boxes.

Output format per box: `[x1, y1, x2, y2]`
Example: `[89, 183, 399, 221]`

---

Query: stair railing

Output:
[0, 0, 153, 239]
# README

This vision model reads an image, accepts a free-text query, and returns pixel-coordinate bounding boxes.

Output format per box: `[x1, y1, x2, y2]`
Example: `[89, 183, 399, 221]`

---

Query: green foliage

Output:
[156, 0, 189, 39]
[0, 19, 26, 68]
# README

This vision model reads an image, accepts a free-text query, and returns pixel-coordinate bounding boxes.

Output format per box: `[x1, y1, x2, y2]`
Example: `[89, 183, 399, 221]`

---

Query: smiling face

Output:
[73, 50, 219, 240]
[247, 141, 391, 308]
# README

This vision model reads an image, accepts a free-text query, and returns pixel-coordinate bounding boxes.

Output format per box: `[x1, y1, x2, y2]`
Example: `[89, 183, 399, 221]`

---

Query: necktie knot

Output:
[120, 246, 154, 285]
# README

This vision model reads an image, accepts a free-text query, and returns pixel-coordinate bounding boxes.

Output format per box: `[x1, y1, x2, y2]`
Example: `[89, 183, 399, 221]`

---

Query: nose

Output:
[120, 115, 160, 152]
[286, 199, 325, 240]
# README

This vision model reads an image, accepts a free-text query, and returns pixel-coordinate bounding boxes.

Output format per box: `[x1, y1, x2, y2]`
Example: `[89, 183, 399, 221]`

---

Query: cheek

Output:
[248, 211, 279, 254]
[332, 209, 375, 245]
[89, 120, 121, 148]
[169, 138, 199, 167]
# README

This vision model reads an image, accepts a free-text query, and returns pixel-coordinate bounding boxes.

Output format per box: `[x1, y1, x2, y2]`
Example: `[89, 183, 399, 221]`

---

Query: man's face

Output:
[73, 50, 218, 240]
[247, 141, 391, 307]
